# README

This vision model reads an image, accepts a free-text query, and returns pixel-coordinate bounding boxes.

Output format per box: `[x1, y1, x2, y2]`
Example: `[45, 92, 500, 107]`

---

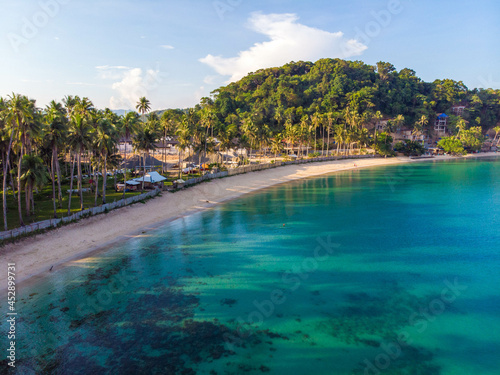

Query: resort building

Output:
[434, 113, 449, 135]
[451, 104, 466, 116]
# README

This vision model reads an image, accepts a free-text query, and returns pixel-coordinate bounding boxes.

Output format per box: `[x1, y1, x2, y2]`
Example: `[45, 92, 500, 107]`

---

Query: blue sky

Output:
[1, 0, 499, 111]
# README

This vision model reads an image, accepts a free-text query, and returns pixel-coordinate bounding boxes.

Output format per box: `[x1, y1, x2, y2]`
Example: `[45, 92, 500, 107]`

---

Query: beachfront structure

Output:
[116, 180, 140, 192]
[118, 136, 179, 157]
[434, 113, 449, 135]
[133, 171, 167, 190]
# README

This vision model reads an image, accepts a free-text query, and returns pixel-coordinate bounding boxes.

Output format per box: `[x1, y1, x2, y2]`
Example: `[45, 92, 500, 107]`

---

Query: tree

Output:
[175, 121, 192, 178]
[160, 110, 181, 173]
[118, 111, 140, 197]
[460, 126, 484, 152]
[374, 132, 394, 157]
[68, 111, 93, 211]
[20, 154, 48, 215]
[136, 97, 151, 117]
[0, 97, 15, 230]
[44, 100, 68, 217]
[133, 127, 157, 190]
[270, 134, 284, 159]
[394, 140, 425, 157]
[4, 94, 36, 226]
[492, 126, 500, 145]
[95, 117, 117, 204]
[438, 137, 465, 155]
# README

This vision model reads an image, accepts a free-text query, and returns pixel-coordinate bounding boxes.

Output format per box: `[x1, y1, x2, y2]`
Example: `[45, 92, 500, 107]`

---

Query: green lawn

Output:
[1, 177, 142, 230]
[1, 170, 219, 231]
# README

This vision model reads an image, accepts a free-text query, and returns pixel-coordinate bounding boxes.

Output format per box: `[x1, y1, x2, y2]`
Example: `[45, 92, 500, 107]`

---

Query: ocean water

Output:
[2, 157, 500, 375]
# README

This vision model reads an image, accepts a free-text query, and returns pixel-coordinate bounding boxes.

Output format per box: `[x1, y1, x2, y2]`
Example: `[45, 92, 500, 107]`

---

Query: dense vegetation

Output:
[1, 58, 500, 230]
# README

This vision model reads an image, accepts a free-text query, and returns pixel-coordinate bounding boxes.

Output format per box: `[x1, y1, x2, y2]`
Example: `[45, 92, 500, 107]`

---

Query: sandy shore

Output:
[1, 153, 498, 287]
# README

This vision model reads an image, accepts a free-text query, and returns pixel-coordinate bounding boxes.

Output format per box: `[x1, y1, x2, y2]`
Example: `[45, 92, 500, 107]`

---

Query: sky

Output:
[1, 0, 499, 111]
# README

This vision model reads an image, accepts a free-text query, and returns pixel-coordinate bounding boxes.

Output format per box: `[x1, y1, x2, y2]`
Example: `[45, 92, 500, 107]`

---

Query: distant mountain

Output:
[111, 109, 133, 116]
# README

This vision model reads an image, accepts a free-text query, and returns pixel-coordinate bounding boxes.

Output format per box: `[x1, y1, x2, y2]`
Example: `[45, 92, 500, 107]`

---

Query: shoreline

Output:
[1, 152, 498, 288]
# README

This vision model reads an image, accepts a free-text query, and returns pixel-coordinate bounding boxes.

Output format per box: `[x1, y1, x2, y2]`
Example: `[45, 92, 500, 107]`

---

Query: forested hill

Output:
[208, 59, 500, 131]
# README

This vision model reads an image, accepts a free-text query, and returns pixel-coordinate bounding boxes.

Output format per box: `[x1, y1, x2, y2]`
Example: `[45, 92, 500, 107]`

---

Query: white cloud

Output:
[203, 75, 217, 84]
[97, 66, 161, 109]
[66, 82, 97, 87]
[160, 44, 174, 50]
[200, 12, 367, 82]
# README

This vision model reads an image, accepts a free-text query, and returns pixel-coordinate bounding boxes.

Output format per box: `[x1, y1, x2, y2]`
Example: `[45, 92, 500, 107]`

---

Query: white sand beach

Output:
[1, 153, 498, 287]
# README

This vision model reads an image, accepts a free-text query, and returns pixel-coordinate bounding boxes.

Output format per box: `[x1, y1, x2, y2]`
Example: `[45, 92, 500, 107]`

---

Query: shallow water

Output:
[2, 157, 500, 374]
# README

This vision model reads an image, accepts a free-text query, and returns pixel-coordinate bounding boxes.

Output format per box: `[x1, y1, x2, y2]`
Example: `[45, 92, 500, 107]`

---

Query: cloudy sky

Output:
[1, 0, 498, 111]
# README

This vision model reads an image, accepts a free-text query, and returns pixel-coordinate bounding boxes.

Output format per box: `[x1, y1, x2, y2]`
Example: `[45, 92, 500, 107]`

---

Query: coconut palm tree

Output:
[160, 110, 180, 173]
[413, 115, 428, 145]
[311, 111, 322, 154]
[393, 114, 405, 133]
[175, 121, 192, 178]
[218, 122, 237, 164]
[241, 116, 257, 160]
[492, 126, 500, 145]
[95, 117, 117, 204]
[0, 97, 15, 229]
[119, 111, 140, 198]
[136, 97, 151, 117]
[44, 101, 68, 216]
[133, 127, 157, 191]
[270, 134, 284, 159]
[68, 112, 93, 211]
[372, 110, 383, 145]
[4, 93, 36, 226]
[20, 154, 48, 216]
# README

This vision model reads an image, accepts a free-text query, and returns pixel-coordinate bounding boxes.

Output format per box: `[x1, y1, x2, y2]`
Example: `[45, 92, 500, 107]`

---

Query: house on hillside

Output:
[434, 114, 449, 135]
[451, 105, 466, 116]
[375, 120, 389, 132]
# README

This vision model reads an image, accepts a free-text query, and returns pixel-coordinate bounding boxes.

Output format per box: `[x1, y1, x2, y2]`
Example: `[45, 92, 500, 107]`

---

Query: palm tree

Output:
[119, 111, 140, 198]
[241, 116, 257, 161]
[270, 134, 284, 159]
[413, 115, 428, 145]
[492, 126, 500, 145]
[325, 113, 336, 155]
[311, 112, 322, 154]
[175, 122, 192, 178]
[0, 97, 15, 230]
[68, 112, 93, 211]
[218, 122, 236, 164]
[256, 123, 271, 157]
[4, 94, 36, 226]
[160, 110, 180, 173]
[20, 154, 48, 215]
[44, 101, 68, 216]
[373, 110, 383, 147]
[133, 128, 157, 190]
[136, 97, 151, 117]
[95, 117, 117, 204]
[393, 114, 405, 133]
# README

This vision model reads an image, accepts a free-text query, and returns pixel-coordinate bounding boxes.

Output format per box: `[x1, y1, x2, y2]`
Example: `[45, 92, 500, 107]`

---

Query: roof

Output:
[437, 113, 449, 119]
[133, 171, 167, 183]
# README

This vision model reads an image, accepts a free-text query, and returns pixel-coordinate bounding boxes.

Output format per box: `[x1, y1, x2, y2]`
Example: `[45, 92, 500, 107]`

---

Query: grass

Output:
[1, 177, 142, 231]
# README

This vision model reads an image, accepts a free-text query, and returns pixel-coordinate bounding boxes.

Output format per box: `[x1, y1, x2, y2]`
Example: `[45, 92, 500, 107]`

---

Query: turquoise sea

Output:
[2, 157, 500, 374]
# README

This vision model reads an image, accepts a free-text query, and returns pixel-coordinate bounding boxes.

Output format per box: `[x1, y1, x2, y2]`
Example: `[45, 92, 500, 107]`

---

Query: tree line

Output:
[2, 58, 500, 229]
